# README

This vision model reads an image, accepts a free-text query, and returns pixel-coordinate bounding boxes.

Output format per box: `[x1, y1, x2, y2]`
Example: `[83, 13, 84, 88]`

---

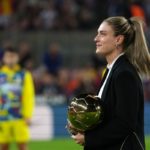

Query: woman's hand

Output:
[66, 121, 78, 135]
[71, 132, 85, 146]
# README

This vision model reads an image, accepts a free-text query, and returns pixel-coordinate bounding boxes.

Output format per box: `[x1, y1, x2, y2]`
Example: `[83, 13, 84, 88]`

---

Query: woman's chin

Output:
[96, 49, 103, 55]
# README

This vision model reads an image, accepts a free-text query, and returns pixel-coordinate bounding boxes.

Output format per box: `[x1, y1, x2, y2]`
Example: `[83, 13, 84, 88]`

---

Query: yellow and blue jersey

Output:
[0, 65, 35, 121]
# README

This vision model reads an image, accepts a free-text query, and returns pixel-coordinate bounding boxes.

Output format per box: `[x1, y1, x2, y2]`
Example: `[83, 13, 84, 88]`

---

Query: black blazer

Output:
[84, 55, 145, 150]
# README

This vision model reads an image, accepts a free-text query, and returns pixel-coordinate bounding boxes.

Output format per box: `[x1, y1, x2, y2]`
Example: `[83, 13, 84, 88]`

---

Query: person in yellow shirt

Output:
[0, 47, 35, 150]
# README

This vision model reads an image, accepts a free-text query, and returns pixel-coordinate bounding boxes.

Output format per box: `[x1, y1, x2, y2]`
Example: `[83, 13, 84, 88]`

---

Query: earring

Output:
[115, 43, 120, 49]
[115, 43, 118, 48]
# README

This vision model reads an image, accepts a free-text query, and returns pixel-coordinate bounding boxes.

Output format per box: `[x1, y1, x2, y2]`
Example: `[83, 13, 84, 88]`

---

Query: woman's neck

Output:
[106, 50, 123, 65]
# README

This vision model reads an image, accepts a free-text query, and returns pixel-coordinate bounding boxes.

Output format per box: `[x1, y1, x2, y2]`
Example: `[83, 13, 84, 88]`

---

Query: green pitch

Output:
[10, 136, 150, 150]
[146, 136, 150, 150]
[10, 138, 82, 150]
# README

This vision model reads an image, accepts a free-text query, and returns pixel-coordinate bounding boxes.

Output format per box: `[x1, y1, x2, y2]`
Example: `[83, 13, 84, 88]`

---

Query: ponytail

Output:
[125, 17, 150, 77]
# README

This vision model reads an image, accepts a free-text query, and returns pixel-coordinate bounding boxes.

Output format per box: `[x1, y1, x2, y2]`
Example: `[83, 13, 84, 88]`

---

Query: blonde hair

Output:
[104, 16, 150, 77]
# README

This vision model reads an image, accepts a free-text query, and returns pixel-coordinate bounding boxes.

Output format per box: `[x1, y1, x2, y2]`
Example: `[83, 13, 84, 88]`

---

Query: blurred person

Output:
[31, 15, 43, 30]
[65, 69, 84, 98]
[0, 39, 13, 66]
[39, 71, 59, 95]
[55, 0, 78, 30]
[76, 0, 96, 30]
[14, 0, 32, 31]
[39, 0, 58, 30]
[143, 0, 150, 26]
[130, 0, 146, 21]
[107, 0, 131, 18]
[70, 16, 150, 149]
[18, 41, 33, 70]
[0, 47, 35, 150]
[0, 0, 14, 29]
[43, 42, 63, 76]
[78, 5, 95, 30]
[94, 0, 108, 25]
[57, 68, 71, 97]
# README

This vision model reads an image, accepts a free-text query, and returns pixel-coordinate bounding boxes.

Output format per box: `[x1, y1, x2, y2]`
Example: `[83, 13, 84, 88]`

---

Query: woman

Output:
[71, 16, 150, 150]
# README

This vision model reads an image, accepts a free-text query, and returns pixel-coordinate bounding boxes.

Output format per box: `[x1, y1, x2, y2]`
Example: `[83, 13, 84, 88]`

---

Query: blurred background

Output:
[0, 0, 150, 149]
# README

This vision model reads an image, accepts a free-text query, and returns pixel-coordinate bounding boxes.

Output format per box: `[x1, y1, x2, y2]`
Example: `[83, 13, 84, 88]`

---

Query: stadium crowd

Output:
[0, 0, 150, 31]
[0, 0, 150, 104]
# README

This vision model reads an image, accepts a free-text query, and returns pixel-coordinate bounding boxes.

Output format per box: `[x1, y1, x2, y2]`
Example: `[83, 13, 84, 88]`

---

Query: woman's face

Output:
[94, 22, 118, 57]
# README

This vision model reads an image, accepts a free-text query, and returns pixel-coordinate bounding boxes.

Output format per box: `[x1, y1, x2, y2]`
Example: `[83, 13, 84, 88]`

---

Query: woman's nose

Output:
[94, 35, 97, 42]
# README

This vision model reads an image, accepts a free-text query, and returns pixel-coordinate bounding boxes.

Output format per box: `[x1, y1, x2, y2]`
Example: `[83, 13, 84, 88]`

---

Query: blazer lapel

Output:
[101, 68, 113, 101]
[101, 55, 127, 101]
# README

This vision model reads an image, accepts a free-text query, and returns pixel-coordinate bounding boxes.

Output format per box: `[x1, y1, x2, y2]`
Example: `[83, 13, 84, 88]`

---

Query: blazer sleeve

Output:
[21, 71, 35, 119]
[85, 71, 141, 148]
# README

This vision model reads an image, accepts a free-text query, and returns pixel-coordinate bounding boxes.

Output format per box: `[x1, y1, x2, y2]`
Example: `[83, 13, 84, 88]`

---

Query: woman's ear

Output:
[115, 35, 124, 45]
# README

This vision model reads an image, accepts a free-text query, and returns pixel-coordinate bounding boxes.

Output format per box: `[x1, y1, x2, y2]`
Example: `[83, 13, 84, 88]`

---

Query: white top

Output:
[98, 53, 125, 99]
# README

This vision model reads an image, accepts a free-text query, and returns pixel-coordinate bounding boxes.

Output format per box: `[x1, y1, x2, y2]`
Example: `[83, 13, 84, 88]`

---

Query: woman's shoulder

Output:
[114, 55, 137, 74]
[113, 61, 141, 84]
